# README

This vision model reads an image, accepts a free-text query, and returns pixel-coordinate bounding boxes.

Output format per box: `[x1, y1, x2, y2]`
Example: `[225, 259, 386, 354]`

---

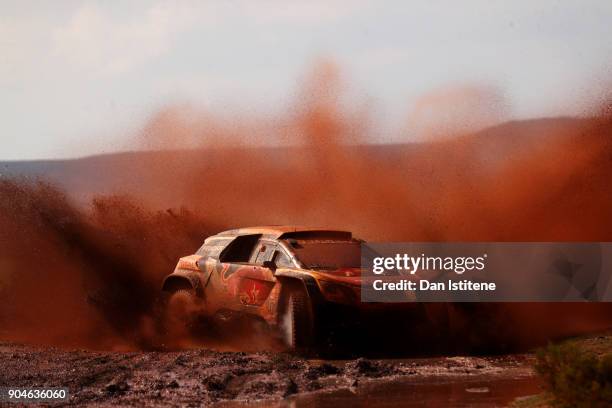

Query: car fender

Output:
[274, 270, 326, 307]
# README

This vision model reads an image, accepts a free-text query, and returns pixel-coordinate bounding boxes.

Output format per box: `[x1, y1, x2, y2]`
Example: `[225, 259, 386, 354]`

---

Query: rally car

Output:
[161, 226, 500, 355]
[161, 226, 395, 352]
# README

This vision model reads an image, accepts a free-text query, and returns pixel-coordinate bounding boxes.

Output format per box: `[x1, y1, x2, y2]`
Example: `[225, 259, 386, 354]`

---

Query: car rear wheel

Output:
[282, 285, 315, 354]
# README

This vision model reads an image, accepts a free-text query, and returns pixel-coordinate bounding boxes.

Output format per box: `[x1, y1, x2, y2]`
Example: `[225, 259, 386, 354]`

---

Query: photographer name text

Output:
[372, 279, 496, 291]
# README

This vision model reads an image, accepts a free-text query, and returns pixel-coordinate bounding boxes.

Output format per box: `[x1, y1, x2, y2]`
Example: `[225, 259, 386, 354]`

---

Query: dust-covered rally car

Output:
[161, 226, 431, 354]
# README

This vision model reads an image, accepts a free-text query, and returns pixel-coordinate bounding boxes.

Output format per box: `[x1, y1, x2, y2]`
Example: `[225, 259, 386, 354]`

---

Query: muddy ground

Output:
[0, 341, 539, 407]
[2, 332, 611, 407]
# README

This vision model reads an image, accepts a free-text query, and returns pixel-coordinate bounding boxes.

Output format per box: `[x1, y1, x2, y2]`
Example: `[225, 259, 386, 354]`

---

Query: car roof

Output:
[210, 226, 353, 240]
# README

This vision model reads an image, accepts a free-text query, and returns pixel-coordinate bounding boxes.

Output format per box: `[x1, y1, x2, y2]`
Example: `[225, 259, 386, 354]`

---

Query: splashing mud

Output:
[0, 182, 211, 349]
[0, 66, 611, 352]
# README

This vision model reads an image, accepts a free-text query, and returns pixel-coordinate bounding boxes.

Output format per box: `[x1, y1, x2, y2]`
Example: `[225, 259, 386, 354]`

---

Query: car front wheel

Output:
[164, 288, 205, 339]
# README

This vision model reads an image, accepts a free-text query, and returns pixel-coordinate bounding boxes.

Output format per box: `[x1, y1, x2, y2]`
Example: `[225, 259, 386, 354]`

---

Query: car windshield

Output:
[290, 240, 361, 270]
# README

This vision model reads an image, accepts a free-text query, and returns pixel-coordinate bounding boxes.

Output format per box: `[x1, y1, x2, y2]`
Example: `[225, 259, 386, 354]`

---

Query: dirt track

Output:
[0, 342, 537, 407]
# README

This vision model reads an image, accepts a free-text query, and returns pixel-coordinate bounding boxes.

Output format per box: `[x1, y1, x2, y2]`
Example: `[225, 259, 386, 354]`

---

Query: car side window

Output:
[198, 239, 231, 259]
[251, 242, 276, 265]
[219, 234, 261, 263]
[274, 249, 293, 268]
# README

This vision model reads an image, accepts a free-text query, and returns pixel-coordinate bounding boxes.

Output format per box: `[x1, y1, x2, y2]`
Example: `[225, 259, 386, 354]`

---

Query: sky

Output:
[1, 0, 611, 160]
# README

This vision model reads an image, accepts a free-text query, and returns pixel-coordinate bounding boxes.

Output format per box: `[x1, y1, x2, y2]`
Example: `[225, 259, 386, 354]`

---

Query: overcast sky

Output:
[1, 1, 611, 160]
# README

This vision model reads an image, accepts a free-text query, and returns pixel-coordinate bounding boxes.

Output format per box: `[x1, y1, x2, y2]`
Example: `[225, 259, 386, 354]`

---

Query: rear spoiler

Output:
[279, 230, 353, 241]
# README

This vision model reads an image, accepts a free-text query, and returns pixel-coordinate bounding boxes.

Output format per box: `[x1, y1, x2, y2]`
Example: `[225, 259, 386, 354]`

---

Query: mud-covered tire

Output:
[167, 289, 198, 313]
[165, 289, 205, 335]
[169, 288, 196, 300]
[283, 286, 315, 354]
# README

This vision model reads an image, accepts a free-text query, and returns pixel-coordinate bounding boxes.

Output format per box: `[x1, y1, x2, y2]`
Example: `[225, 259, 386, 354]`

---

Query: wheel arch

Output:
[161, 271, 203, 297]
[275, 271, 325, 315]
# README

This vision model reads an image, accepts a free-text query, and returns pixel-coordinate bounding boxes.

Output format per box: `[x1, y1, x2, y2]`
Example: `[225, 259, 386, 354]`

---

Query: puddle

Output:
[218, 375, 542, 408]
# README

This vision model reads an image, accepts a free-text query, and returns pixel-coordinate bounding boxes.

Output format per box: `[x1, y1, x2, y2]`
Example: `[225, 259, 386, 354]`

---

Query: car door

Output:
[195, 237, 231, 282]
[211, 234, 262, 310]
[234, 240, 278, 307]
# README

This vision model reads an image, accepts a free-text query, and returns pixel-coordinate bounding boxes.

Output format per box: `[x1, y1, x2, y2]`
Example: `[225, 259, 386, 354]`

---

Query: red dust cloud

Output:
[0, 64, 611, 352]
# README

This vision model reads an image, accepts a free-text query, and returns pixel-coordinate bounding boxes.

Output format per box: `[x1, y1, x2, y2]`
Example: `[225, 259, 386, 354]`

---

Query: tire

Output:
[167, 289, 199, 315]
[164, 288, 204, 339]
[282, 285, 315, 354]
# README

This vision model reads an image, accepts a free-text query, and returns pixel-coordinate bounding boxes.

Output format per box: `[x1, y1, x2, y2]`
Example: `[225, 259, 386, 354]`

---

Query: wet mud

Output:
[0, 341, 536, 407]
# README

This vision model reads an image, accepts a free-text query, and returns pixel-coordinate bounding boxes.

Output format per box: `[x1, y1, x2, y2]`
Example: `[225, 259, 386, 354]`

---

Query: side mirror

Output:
[262, 260, 277, 271]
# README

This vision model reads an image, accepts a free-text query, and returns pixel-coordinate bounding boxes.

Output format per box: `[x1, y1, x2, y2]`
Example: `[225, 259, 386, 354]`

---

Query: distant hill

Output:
[0, 117, 594, 205]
